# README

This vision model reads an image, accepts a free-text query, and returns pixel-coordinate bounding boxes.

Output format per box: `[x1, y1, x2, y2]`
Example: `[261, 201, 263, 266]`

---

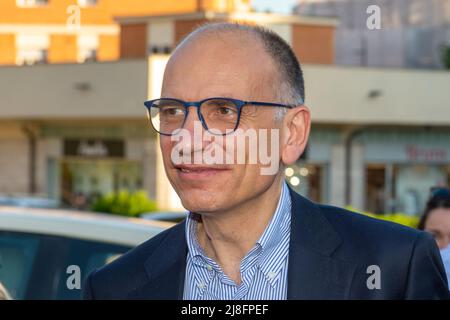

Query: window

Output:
[15, 34, 49, 66]
[150, 45, 172, 54]
[17, 49, 48, 65]
[55, 238, 130, 300]
[78, 0, 97, 7]
[16, 0, 48, 7]
[0, 232, 40, 300]
[0, 230, 131, 299]
[77, 35, 98, 63]
[79, 48, 97, 62]
[408, 0, 425, 25]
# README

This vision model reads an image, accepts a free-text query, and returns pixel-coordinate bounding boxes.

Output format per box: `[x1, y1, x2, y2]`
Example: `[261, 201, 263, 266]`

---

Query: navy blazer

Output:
[83, 188, 449, 299]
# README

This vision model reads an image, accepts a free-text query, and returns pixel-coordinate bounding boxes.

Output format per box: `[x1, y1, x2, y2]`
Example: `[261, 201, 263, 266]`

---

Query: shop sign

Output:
[405, 145, 448, 162]
[64, 139, 124, 157]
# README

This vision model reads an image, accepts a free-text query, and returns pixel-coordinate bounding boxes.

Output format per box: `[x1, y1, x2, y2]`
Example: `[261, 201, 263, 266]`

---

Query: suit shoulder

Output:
[108, 220, 184, 268]
[84, 221, 185, 298]
[317, 203, 422, 245]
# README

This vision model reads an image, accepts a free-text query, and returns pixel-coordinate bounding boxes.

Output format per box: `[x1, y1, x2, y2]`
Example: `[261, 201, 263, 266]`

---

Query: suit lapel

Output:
[287, 187, 357, 299]
[127, 222, 188, 299]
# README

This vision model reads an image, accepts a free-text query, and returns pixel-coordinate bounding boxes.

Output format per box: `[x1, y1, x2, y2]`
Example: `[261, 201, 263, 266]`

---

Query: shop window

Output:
[60, 159, 143, 210]
[285, 163, 324, 203]
[366, 165, 386, 214]
[395, 165, 446, 216]
[366, 164, 449, 215]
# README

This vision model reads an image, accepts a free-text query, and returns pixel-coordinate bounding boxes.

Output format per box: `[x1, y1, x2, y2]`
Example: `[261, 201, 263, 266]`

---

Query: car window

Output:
[55, 238, 131, 300]
[0, 231, 40, 300]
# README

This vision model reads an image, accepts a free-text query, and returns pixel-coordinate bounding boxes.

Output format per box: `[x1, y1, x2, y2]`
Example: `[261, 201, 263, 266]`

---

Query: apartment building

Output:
[0, 0, 252, 65]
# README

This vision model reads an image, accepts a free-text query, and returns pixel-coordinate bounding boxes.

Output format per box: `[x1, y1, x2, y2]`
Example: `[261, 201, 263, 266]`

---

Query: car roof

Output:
[141, 211, 188, 221]
[0, 206, 174, 247]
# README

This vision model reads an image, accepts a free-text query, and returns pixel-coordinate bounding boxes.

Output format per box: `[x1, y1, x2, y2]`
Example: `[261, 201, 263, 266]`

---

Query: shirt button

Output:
[206, 264, 213, 271]
[268, 271, 276, 279]
[198, 281, 206, 289]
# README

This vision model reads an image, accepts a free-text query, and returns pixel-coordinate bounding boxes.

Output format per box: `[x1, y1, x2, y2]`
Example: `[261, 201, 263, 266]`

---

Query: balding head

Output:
[166, 22, 304, 108]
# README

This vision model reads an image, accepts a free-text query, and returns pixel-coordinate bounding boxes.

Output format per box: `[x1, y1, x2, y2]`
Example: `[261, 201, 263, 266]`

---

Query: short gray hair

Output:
[177, 22, 305, 119]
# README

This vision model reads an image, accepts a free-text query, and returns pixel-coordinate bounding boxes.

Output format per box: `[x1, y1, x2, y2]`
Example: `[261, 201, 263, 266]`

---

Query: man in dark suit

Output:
[84, 22, 449, 300]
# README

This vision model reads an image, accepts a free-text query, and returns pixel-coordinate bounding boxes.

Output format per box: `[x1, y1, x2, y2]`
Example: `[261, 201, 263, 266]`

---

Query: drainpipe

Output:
[22, 125, 37, 195]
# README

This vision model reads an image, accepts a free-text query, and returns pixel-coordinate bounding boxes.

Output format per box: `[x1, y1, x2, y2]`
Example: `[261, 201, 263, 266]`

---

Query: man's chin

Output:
[172, 181, 231, 211]
[179, 195, 224, 214]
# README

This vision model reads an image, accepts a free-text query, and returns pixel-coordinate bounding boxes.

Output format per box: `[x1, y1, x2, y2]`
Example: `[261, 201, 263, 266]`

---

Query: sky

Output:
[252, 0, 299, 14]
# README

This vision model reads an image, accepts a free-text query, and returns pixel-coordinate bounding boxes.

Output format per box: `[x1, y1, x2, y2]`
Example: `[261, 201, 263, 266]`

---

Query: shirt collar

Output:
[257, 182, 292, 286]
[185, 181, 292, 286]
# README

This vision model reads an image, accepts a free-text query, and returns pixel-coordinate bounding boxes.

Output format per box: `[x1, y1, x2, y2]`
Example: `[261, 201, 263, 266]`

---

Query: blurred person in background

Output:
[419, 188, 450, 288]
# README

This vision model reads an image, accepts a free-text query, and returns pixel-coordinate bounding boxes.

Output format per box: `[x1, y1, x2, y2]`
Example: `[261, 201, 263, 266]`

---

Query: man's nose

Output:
[182, 106, 203, 135]
[173, 106, 208, 155]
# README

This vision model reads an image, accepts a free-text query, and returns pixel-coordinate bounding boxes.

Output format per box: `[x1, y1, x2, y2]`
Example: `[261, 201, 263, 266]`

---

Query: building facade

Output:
[117, 10, 337, 64]
[294, 0, 450, 69]
[0, 0, 252, 65]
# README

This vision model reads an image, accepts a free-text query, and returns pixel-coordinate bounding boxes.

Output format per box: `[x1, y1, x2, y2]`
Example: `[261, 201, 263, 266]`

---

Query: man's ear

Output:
[281, 105, 311, 166]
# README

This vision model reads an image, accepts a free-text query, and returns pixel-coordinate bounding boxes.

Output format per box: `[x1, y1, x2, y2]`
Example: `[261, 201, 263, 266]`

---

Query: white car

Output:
[0, 206, 173, 300]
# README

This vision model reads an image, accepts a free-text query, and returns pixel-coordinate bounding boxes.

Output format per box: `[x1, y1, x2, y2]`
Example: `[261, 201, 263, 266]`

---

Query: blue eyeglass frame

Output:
[143, 97, 300, 136]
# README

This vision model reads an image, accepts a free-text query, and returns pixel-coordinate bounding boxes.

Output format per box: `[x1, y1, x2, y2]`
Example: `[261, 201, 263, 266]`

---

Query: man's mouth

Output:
[173, 164, 231, 178]
[174, 164, 230, 172]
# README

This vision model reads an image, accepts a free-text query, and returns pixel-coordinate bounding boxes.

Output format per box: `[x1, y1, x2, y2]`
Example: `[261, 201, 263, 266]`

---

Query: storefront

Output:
[362, 129, 450, 215]
[285, 127, 450, 215]
[59, 138, 144, 209]
[40, 122, 157, 209]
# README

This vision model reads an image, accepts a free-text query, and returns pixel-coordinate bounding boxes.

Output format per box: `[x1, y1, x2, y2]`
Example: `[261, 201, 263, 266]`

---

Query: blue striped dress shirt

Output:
[183, 182, 292, 300]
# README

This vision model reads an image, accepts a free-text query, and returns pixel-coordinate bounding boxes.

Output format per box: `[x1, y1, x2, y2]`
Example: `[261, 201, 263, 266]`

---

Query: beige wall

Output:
[0, 60, 148, 119]
[2, 58, 450, 126]
[302, 65, 450, 125]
